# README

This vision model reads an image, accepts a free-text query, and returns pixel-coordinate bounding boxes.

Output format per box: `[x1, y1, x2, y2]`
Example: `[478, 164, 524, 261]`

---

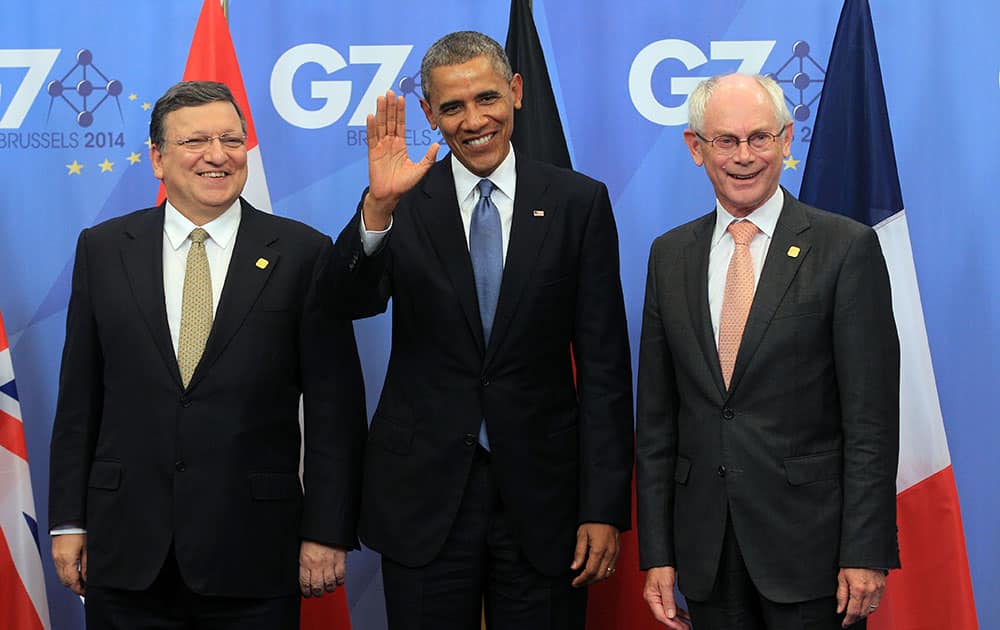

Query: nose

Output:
[463, 104, 487, 130]
[732, 138, 754, 163]
[202, 137, 228, 163]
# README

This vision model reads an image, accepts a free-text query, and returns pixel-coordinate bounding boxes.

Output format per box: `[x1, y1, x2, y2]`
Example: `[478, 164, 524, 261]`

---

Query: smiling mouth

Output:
[465, 133, 495, 147]
[199, 172, 228, 178]
[729, 171, 761, 181]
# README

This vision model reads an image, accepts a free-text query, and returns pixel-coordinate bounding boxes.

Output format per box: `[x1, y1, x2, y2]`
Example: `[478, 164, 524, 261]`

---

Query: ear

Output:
[419, 98, 437, 130]
[781, 122, 794, 158]
[683, 129, 705, 167]
[150, 145, 165, 180]
[510, 73, 524, 110]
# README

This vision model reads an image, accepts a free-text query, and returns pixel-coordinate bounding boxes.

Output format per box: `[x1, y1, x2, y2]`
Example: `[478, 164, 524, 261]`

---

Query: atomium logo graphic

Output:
[767, 41, 825, 122]
[46, 49, 124, 128]
[396, 71, 422, 98]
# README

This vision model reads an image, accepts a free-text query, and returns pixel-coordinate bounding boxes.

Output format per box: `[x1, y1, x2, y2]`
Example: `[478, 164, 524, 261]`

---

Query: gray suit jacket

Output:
[636, 190, 900, 602]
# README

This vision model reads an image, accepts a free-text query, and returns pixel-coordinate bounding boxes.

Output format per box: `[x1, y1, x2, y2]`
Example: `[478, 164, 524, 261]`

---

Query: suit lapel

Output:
[727, 193, 812, 395]
[484, 158, 553, 369]
[684, 213, 727, 397]
[414, 159, 486, 353]
[120, 205, 182, 387]
[187, 201, 277, 390]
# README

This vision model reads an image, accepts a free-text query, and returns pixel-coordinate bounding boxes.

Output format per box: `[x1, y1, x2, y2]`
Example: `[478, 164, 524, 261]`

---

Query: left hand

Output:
[299, 541, 348, 598]
[570, 523, 620, 587]
[836, 567, 886, 627]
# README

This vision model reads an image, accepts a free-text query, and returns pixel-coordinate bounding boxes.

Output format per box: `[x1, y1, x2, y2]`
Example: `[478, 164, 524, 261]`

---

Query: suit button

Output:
[175, 461, 186, 472]
[180, 398, 192, 408]
[717, 465, 726, 477]
[481, 377, 490, 387]
[722, 408, 735, 420]
[463, 433, 476, 446]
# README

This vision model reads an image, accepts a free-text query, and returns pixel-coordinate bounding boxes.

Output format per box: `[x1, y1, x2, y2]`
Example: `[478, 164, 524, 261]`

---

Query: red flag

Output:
[176, 3, 351, 628]
[0, 311, 51, 630]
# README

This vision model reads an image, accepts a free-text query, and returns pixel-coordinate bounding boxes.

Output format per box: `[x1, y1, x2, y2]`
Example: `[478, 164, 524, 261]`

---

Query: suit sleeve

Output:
[49, 229, 104, 529]
[330, 190, 394, 319]
[635, 239, 680, 569]
[572, 182, 634, 531]
[833, 227, 900, 569]
[299, 236, 369, 548]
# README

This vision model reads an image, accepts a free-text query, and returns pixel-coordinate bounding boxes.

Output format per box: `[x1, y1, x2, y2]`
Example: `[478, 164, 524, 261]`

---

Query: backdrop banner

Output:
[1, 2, 994, 628]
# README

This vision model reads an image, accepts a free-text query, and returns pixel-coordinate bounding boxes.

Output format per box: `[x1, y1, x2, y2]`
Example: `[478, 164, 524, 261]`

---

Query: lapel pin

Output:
[533, 209, 545, 217]
[256, 257, 269, 269]
[786, 246, 800, 258]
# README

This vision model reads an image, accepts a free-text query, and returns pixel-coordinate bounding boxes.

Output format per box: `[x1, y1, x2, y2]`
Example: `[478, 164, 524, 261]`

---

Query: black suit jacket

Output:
[49, 200, 367, 597]
[334, 154, 633, 576]
[636, 190, 900, 602]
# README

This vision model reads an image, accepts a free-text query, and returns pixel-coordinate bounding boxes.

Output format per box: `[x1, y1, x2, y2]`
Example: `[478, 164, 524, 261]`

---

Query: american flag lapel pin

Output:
[532, 209, 545, 217]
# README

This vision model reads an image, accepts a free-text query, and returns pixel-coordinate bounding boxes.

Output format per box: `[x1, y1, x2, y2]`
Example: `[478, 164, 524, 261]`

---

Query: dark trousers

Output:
[85, 546, 300, 630]
[686, 516, 863, 630]
[381, 447, 587, 630]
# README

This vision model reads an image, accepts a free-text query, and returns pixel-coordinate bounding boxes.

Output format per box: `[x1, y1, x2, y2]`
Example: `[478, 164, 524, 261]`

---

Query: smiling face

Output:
[683, 75, 792, 217]
[150, 100, 248, 224]
[420, 55, 523, 177]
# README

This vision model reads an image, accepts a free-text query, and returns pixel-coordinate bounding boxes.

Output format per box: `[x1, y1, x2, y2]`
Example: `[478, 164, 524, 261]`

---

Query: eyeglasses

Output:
[172, 133, 247, 152]
[695, 127, 787, 155]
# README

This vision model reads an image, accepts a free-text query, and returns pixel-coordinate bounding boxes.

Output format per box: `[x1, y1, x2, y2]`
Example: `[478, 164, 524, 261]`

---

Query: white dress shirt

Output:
[707, 187, 784, 347]
[162, 200, 241, 354]
[361, 144, 517, 262]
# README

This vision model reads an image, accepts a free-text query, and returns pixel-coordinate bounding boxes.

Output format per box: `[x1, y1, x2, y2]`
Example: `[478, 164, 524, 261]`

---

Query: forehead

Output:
[427, 56, 507, 102]
[702, 82, 778, 133]
[163, 101, 241, 133]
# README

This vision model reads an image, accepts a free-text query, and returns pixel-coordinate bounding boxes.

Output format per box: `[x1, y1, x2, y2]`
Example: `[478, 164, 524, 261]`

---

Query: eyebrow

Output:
[436, 90, 503, 112]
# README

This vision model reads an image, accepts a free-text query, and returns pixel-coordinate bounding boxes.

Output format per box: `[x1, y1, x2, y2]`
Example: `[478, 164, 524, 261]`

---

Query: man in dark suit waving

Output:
[636, 73, 900, 629]
[335, 31, 633, 630]
[49, 81, 367, 628]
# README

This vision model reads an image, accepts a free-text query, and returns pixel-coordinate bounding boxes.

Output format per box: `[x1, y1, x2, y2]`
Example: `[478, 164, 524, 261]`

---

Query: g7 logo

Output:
[0, 49, 60, 128]
[628, 39, 775, 126]
[271, 44, 412, 129]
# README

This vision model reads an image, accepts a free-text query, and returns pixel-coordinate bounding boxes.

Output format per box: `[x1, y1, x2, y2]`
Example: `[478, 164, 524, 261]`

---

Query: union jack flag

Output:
[0, 310, 51, 629]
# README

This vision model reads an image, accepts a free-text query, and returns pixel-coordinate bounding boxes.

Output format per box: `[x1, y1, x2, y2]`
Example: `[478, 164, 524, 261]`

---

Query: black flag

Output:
[504, 0, 572, 168]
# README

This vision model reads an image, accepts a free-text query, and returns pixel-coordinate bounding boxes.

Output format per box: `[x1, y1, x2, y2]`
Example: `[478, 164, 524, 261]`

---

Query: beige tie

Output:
[177, 227, 212, 387]
[718, 220, 760, 389]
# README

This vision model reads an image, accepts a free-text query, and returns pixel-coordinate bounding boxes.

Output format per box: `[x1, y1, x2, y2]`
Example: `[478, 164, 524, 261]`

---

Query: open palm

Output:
[367, 91, 439, 209]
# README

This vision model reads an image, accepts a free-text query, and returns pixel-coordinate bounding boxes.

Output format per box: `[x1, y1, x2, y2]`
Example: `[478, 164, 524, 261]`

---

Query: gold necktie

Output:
[177, 228, 212, 387]
[718, 220, 759, 389]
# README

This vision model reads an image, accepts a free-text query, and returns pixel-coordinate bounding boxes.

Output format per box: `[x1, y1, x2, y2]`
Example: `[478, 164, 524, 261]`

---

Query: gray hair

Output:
[687, 74, 791, 134]
[149, 81, 246, 149]
[420, 31, 513, 101]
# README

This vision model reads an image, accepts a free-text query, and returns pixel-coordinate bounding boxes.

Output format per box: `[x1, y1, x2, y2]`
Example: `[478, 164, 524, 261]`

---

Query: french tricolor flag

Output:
[799, 1, 977, 627]
[0, 310, 51, 630]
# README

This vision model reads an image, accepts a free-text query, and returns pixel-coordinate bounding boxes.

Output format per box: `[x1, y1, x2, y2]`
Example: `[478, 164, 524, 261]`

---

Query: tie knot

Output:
[189, 228, 209, 245]
[477, 179, 495, 199]
[727, 220, 759, 246]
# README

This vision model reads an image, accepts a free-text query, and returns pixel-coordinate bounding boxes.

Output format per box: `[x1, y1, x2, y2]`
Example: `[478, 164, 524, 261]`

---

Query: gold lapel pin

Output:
[787, 246, 800, 258]
[256, 257, 269, 269]
[532, 209, 545, 217]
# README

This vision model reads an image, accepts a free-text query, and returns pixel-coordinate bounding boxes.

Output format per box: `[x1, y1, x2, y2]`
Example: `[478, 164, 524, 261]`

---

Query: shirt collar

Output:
[711, 187, 784, 247]
[450, 143, 517, 204]
[163, 199, 242, 251]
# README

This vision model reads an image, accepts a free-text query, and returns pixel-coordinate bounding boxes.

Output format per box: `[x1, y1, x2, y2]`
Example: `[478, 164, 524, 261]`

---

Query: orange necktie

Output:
[718, 220, 759, 389]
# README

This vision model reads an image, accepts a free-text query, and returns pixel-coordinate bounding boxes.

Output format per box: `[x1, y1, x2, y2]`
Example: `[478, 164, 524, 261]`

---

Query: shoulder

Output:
[241, 203, 330, 248]
[81, 205, 160, 242]
[519, 156, 606, 196]
[786, 193, 873, 240]
[650, 210, 714, 253]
